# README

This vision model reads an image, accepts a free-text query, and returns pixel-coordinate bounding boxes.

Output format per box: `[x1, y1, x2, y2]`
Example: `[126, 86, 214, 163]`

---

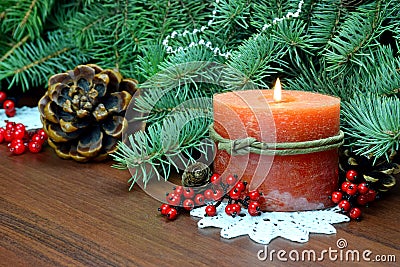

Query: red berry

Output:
[248, 201, 261, 216]
[224, 203, 242, 217]
[229, 188, 241, 200]
[234, 181, 247, 192]
[3, 99, 15, 111]
[203, 189, 214, 201]
[212, 188, 224, 201]
[14, 123, 25, 132]
[183, 188, 195, 199]
[349, 207, 362, 220]
[166, 193, 181, 206]
[225, 204, 234, 216]
[5, 109, 16, 117]
[4, 130, 13, 142]
[31, 133, 44, 144]
[36, 129, 48, 140]
[346, 170, 358, 182]
[173, 186, 184, 196]
[225, 174, 237, 186]
[12, 129, 26, 140]
[356, 195, 369, 206]
[338, 200, 351, 212]
[0, 132, 4, 144]
[5, 121, 15, 131]
[194, 194, 205, 206]
[366, 189, 377, 202]
[341, 181, 351, 192]
[183, 199, 195, 211]
[345, 183, 358, 196]
[205, 205, 217, 216]
[330, 191, 343, 203]
[158, 204, 171, 215]
[11, 142, 26, 155]
[167, 192, 179, 199]
[248, 190, 261, 201]
[357, 182, 369, 195]
[9, 138, 23, 148]
[28, 141, 42, 153]
[230, 203, 241, 216]
[0, 91, 6, 103]
[166, 207, 178, 220]
[210, 173, 221, 185]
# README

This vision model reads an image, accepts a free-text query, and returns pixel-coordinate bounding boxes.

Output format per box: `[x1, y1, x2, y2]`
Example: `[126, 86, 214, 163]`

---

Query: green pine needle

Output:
[323, 1, 388, 76]
[111, 106, 213, 188]
[342, 94, 400, 161]
[0, 30, 88, 91]
[212, 0, 250, 35]
[224, 34, 287, 90]
[1, 0, 55, 40]
[308, 0, 344, 54]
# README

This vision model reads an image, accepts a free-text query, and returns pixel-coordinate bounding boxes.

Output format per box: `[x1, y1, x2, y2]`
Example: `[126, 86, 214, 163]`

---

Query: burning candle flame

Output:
[273, 78, 282, 102]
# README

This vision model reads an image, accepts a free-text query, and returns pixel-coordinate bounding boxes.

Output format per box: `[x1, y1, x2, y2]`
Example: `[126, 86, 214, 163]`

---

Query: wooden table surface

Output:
[1, 145, 399, 266]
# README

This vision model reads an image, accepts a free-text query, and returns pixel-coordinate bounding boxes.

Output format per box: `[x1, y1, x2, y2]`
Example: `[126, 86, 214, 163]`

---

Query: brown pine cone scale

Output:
[39, 64, 137, 162]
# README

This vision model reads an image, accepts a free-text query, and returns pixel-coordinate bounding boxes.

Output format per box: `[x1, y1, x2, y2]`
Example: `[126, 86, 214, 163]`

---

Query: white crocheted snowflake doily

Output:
[190, 202, 349, 245]
[0, 107, 42, 130]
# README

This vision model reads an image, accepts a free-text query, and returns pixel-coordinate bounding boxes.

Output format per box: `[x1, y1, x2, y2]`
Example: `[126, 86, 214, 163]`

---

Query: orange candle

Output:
[213, 82, 341, 211]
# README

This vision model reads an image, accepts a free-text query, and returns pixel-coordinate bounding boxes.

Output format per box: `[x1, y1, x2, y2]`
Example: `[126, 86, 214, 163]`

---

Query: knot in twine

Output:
[208, 123, 344, 156]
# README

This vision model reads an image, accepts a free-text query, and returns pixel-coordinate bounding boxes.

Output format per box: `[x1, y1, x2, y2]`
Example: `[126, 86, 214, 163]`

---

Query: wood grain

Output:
[1, 145, 399, 266]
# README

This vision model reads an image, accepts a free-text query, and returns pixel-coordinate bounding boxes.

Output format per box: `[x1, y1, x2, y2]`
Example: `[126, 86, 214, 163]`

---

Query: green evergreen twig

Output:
[342, 94, 400, 162]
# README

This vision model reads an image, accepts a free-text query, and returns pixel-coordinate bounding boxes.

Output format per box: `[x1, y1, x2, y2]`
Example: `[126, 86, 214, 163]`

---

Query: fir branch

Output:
[287, 44, 400, 100]
[54, 2, 109, 50]
[212, 0, 250, 35]
[143, 0, 210, 44]
[88, 0, 151, 74]
[308, 0, 345, 53]
[134, 48, 223, 124]
[0, 0, 18, 20]
[250, 0, 302, 30]
[135, 44, 166, 82]
[112, 107, 213, 188]
[286, 60, 354, 100]
[133, 85, 212, 124]
[223, 34, 287, 90]
[271, 19, 315, 64]
[146, 47, 222, 98]
[0, 30, 88, 91]
[177, 0, 203, 29]
[323, 0, 388, 75]
[0, 35, 29, 62]
[1, 0, 55, 40]
[352, 45, 400, 96]
[342, 94, 400, 161]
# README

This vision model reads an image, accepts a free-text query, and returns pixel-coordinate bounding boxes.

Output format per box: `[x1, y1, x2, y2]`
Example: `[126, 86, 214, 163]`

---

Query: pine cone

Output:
[38, 64, 138, 162]
[339, 148, 399, 193]
[182, 162, 211, 187]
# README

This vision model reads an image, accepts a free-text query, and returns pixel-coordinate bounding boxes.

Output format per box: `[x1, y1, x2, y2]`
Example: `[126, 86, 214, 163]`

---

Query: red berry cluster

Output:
[158, 203, 179, 220]
[158, 173, 264, 220]
[158, 178, 224, 221]
[0, 91, 16, 117]
[330, 170, 377, 220]
[213, 176, 263, 217]
[0, 121, 48, 155]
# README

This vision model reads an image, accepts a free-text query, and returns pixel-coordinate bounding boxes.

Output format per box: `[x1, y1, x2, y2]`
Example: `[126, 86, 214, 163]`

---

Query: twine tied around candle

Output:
[208, 123, 344, 156]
